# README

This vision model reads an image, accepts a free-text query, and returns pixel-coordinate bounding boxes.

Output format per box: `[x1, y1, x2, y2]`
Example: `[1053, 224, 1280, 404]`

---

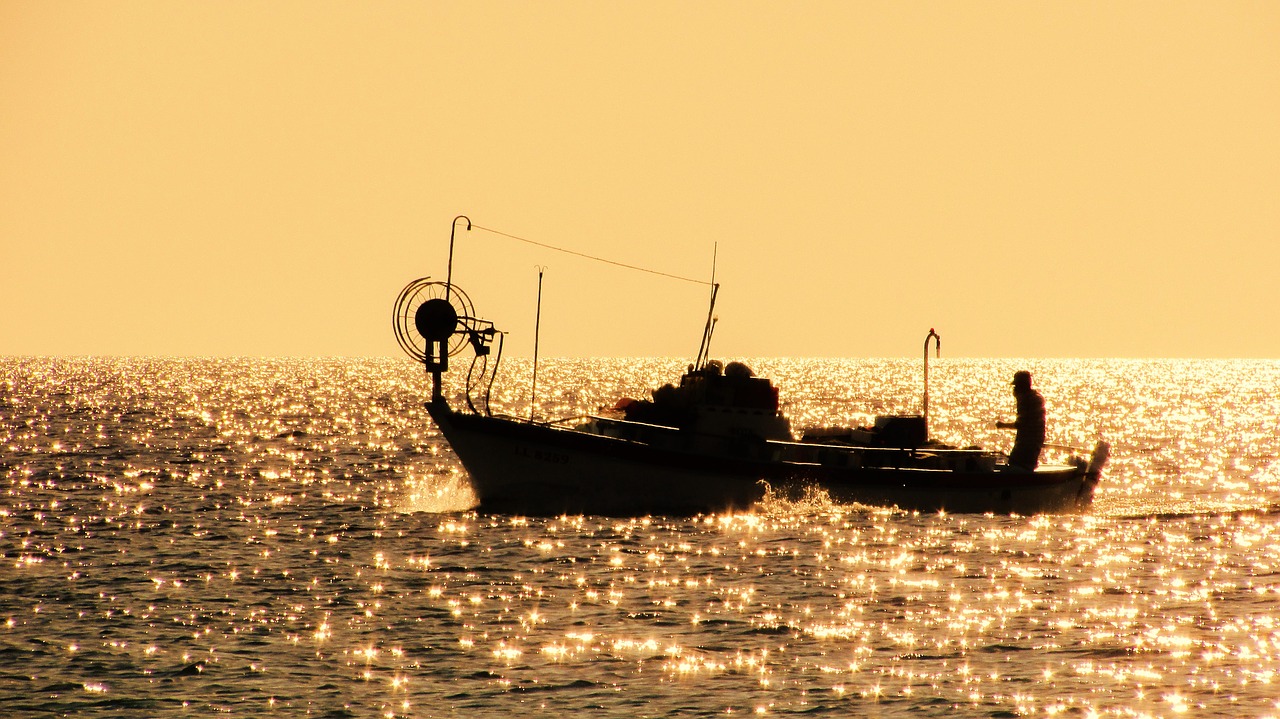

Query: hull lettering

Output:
[514, 445, 570, 465]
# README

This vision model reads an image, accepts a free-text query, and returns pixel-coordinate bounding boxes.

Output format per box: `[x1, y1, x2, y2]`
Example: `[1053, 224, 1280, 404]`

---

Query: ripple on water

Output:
[2, 357, 1280, 717]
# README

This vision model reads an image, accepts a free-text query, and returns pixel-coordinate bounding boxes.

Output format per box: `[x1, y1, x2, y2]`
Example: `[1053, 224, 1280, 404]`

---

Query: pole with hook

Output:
[923, 328, 941, 437]
[445, 215, 471, 303]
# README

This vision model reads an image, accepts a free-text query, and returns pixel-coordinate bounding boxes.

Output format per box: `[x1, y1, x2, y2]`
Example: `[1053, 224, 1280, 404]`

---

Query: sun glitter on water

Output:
[5, 357, 1280, 718]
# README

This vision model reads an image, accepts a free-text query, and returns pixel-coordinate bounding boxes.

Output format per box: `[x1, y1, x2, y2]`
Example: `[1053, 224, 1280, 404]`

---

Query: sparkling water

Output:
[3, 357, 1279, 717]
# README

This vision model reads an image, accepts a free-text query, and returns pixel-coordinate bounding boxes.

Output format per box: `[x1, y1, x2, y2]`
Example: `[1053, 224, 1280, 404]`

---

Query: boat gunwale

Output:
[432, 403, 1089, 491]
[477, 409, 1079, 466]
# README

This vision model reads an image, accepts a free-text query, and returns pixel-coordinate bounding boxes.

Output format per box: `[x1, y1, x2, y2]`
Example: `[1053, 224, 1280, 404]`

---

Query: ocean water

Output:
[2, 356, 1279, 718]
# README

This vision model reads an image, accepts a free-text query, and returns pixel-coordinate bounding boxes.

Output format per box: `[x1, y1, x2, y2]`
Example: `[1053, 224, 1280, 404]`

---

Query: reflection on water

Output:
[2, 357, 1279, 717]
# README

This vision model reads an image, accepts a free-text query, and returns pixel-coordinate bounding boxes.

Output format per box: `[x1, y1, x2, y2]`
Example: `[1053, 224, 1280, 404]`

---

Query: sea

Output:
[2, 356, 1279, 718]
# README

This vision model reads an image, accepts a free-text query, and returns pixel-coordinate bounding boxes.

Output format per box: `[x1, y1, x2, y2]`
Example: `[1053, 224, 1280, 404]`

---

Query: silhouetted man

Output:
[996, 370, 1045, 470]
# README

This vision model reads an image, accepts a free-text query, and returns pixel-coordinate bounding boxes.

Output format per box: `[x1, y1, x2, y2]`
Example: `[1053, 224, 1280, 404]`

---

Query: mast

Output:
[531, 267, 545, 421]
[694, 244, 719, 369]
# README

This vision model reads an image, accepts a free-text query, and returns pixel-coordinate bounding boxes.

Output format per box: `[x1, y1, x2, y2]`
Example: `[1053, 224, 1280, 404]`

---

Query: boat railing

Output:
[581, 415, 1013, 456]
[538, 414, 595, 427]
[587, 415, 687, 434]
[530, 413, 1075, 473]
[768, 439, 996, 456]
[491, 413, 690, 437]
[766, 438, 1005, 473]
[488, 413, 608, 429]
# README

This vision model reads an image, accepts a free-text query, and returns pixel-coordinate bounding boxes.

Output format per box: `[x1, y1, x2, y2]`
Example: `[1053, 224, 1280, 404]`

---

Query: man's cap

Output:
[1012, 370, 1032, 386]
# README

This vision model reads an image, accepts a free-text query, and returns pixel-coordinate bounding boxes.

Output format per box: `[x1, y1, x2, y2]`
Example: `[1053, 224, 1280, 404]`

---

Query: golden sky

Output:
[3, 2, 1278, 358]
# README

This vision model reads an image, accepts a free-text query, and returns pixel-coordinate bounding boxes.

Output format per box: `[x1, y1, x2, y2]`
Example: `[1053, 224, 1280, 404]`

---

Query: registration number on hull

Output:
[514, 445, 570, 465]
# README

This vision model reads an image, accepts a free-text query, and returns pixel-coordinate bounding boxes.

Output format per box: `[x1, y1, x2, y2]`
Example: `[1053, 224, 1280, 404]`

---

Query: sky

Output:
[3, 2, 1278, 359]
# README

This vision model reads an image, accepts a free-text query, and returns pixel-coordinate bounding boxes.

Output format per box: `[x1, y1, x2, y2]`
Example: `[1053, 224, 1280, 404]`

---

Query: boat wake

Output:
[1098, 493, 1280, 521]
[755, 481, 904, 517]
[1105, 503, 1280, 521]
[395, 470, 478, 513]
[1095, 458, 1280, 521]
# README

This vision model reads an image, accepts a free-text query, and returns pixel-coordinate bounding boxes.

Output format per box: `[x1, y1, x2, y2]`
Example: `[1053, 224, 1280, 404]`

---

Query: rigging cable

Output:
[472, 224, 713, 287]
[464, 353, 484, 415]
[484, 332, 503, 417]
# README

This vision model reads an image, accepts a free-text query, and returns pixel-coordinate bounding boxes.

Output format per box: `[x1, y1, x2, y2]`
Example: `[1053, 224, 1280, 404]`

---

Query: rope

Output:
[472, 224, 713, 286]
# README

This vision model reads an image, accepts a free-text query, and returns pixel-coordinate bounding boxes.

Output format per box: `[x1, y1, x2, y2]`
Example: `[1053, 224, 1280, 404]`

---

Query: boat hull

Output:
[429, 404, 1100, 516]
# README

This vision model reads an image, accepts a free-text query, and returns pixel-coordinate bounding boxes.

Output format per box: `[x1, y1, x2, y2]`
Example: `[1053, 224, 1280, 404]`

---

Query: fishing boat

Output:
[394, 217, 1109, 516]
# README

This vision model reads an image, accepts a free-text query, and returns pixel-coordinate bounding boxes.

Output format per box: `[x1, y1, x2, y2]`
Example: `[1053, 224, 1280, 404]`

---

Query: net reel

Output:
[393, 279, 497, 383]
